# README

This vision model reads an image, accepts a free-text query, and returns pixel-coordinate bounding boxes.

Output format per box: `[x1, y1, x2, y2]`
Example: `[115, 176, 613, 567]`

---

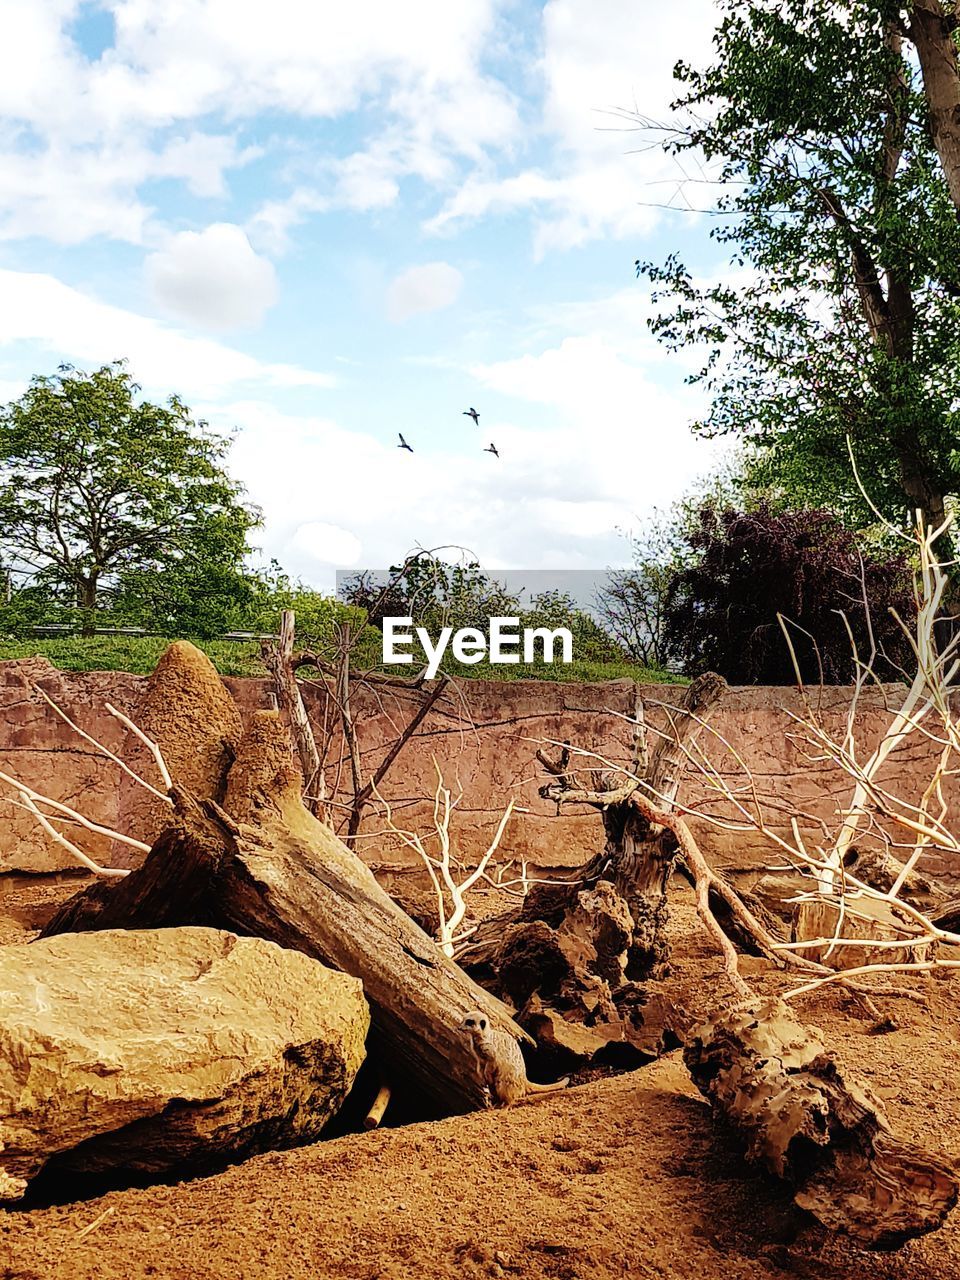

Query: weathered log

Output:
[470, 674, 727, 966]
[42, 711, 531, 1118]
[455, 678, 728, 1072]
[752, 873, 806, 921]
[791, 897, 931, 971]
[684, 996, 958, 1249]
[932, 896, 960, 932]
[842, 844, 942, 903]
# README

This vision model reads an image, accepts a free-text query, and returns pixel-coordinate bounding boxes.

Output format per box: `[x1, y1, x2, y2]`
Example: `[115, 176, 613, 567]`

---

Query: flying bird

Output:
[484, 442, 500, 458]
[463, 407, 480, 425]
[398, 433, 414, 452]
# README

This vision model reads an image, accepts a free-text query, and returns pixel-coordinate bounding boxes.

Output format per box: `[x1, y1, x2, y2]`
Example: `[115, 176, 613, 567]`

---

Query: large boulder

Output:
[0, 927, 368, 1202]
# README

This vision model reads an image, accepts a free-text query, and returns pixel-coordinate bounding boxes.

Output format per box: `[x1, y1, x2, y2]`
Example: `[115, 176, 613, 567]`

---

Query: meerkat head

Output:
[461, 1010, 488, 1037]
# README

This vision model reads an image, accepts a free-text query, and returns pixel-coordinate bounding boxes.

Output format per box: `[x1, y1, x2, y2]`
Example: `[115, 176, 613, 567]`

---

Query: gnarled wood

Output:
[467, 674, 727, 973]
[460, 674, 726, 1067]
[684, 996, 958, 1249]
[42, 712, 531, 1118]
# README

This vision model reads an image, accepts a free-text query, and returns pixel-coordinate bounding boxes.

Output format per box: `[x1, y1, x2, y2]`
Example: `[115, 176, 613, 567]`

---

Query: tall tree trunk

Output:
[78, 574, 98, 637]
[898, 454, 948, 539]
[910, 0, 960, 218]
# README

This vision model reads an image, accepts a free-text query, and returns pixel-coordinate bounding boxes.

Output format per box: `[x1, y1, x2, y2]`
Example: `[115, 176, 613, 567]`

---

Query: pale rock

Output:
[0, 926, 368, 1201]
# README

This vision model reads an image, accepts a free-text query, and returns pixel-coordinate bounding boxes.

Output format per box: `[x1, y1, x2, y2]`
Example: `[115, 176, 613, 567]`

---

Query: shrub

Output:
[662, 504, 914, 684]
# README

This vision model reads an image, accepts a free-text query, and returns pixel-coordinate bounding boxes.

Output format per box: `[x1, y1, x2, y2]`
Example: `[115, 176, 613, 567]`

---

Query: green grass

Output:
[0, 635, 267, 677]
[0, 635, 683, 683]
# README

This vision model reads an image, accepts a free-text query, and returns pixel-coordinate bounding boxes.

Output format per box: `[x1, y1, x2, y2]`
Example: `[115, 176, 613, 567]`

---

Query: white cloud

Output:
[211, 288, 725, 586]
[246, 96, 518, 256]
[0, 0, 719, 258]
[287, 522, 363, 567]
[151, 134, 262, 199]
[222, 392, 717, 588]
[0, 131, 256, 245]
[0, 1, 86, 134]
[246, 146, 407, 256]
[428, 0, 720, 253]
[247, 189, 331, 257]
[98, 0, 510, 131]
[386, 262, 463, 323]
[0, 268, 332, 398]
[425, 161, 668, 258]
[145, 223, 279, 332]
[0, 1, 519, 251]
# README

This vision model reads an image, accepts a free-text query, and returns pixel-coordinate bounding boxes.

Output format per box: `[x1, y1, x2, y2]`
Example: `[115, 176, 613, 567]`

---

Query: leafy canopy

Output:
[638, 0, 960, 533]
[0, 363, 260, 626]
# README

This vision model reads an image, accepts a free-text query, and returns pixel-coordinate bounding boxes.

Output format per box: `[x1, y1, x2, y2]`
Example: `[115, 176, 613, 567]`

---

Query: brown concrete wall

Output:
[0, 658, 954, 882]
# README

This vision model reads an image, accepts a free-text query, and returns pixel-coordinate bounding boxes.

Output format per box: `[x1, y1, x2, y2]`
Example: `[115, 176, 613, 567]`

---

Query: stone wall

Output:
[0, 657, 954, 882]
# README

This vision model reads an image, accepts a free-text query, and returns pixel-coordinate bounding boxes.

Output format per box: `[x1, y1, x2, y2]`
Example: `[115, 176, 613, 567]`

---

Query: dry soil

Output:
[3, 872, 960, 1280]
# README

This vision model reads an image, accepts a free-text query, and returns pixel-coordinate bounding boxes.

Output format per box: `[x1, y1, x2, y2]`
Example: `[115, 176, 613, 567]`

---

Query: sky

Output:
[0, 0, 730, 590]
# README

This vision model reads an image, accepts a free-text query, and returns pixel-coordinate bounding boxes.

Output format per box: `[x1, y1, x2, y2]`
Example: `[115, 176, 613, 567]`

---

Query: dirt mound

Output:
[138, 641, 243, 795]
[113, 641, 243, 866]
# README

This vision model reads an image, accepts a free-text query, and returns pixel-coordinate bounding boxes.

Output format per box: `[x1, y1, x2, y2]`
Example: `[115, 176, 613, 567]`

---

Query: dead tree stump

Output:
[461, 673, 727, 1069]
[684, 996, 958, 1249]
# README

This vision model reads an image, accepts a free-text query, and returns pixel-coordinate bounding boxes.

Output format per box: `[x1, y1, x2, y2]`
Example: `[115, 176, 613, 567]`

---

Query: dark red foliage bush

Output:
[663, 505, 914, 684]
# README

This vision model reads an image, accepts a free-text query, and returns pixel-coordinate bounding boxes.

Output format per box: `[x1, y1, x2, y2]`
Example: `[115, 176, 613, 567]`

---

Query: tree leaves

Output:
[0, 362, 261, 629]
[638, 0, 960, 536]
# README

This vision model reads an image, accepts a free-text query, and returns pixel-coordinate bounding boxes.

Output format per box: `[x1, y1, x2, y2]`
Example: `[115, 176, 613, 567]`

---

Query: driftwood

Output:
[842, 844, 942, 903]
[932, 897, 960, 932]
[457, 674, 727, 1070]
[42, 710, 530, 1118]
[792, 897, 932, 971]
[684, 996, 958, 1250]
[467, 674, 727, 978]
[262, 609, 326, 818]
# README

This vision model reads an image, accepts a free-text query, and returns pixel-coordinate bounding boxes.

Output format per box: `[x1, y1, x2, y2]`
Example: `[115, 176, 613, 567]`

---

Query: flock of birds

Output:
[397, 408, 499, 458]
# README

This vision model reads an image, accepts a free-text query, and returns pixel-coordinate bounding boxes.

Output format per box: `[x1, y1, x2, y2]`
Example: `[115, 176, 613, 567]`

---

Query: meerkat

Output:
[460, 1010, 569, 1107]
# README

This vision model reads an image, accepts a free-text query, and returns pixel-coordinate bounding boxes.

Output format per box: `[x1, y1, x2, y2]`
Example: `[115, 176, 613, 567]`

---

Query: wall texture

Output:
[0, 657, 952, 883]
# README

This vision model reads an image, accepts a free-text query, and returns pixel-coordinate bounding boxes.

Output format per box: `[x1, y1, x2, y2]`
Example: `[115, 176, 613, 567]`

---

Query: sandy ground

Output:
[3, 873, 960, 1280]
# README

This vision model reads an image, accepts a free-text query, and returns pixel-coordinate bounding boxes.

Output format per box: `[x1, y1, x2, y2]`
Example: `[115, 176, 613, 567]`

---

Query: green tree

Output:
[341, 554, 522, 633]
[522, 589, 625, 664]
[0, 363, 260, 634]
[637, 1, 960, 544]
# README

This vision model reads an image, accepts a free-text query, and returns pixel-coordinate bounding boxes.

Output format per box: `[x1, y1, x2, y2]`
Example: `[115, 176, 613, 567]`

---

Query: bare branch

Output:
[104, 702, 173, 791]
[32, 684, 172, 803]
[18, 790, 129, 879]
